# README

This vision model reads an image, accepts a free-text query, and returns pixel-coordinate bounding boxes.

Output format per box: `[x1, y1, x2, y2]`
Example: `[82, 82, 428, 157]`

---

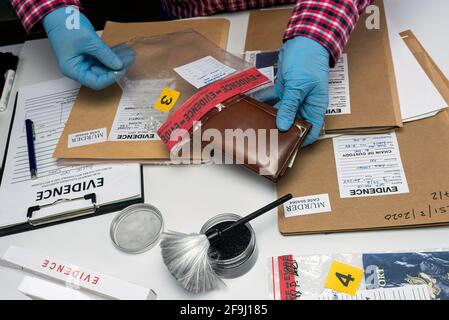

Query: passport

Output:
[363, 251, 449, 300]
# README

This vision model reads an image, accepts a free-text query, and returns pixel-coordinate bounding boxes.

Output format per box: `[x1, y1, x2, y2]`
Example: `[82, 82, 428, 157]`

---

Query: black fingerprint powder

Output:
[207, 221, 252, 260]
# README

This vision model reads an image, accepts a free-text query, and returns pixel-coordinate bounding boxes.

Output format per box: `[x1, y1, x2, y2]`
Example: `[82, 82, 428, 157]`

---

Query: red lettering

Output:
[157, 67, 269, 150]
[92, 276, 99, 285]
[49, 262, 56, 270]
[42, 259, 49, 268]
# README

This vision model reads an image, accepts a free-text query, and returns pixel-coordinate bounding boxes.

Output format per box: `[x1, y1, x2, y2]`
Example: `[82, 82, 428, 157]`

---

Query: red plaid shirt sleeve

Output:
[10, 0, 82, 33]
[163, 0, 374, 66]
[162, 0, 296, 18]
[284, 0, 374, 66]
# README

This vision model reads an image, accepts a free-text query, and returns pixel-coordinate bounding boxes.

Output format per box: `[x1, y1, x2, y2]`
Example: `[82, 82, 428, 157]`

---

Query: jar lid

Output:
[110, 203, 164, 254]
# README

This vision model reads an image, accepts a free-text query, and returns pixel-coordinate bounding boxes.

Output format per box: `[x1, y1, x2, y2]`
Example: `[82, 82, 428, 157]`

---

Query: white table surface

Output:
[1, 6, 449, 300]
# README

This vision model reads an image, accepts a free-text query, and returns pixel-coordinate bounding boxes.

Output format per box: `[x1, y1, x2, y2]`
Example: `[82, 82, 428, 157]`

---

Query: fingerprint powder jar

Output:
[200, 213, 258, 279]
[110, 203, 164, 254]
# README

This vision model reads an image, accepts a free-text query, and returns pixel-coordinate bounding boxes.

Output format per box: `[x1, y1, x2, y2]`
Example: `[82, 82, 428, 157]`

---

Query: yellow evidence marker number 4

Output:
[325, 260, 363, 296]
[154, 88, 180, 113]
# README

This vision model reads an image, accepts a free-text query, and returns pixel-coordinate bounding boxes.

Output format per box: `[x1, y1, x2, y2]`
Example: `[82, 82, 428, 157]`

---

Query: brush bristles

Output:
[160, 231, 225, 294]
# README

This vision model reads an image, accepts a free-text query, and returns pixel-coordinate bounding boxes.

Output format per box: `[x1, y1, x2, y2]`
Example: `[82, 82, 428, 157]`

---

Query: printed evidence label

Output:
[332, 132, 409, 198]
[68, 128, 107, 148]
[284, 194, 332, 218]
[327, 54, 351, 115]
[109, 80, 168, 142]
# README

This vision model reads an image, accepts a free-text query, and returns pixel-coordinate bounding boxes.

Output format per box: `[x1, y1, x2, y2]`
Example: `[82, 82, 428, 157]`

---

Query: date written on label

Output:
[179, 304, 269, 317]
[384, 191, 449, 223]
[431, 191, 449, 200]
[384, 204, 449, 222]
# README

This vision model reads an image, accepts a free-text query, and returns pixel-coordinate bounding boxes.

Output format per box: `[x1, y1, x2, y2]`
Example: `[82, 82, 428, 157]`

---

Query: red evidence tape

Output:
[277, 255, 298, 300]
[157, 67, 270, 151]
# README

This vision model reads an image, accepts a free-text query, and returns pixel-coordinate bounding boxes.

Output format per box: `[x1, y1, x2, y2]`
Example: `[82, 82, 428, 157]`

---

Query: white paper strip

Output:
[18, 276, 103, 300]
[316, 285, 431, 300]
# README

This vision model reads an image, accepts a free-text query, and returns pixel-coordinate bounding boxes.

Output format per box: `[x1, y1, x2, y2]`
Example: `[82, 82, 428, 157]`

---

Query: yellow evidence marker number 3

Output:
[154, 88, 180, 113]
[325, 260, 363, 296]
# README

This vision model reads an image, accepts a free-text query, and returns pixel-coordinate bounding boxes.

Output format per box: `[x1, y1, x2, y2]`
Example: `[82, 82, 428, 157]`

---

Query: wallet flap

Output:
[198, 95, 311, 182]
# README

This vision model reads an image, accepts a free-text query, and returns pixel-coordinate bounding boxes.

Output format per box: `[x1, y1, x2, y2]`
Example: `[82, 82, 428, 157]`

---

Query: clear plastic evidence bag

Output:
[113, 29, 271, 152]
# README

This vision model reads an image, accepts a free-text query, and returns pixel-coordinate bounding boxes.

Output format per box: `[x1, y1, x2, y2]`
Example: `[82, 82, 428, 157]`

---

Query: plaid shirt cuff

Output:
[10, 0, 82, 33]
[283, 0, 374, 67]
[162, 0, 296, 18]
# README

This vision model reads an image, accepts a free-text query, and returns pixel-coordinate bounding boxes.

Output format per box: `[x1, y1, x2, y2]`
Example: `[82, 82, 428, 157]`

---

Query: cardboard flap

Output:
[53, 19, 230, 160]
[400, 30, 449, 105]
[277, 111, 449, 234]
[245, 0, 402, 132]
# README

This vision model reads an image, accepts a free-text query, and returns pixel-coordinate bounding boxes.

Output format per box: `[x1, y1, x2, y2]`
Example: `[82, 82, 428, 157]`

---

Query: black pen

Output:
[25, 119, 37, 179]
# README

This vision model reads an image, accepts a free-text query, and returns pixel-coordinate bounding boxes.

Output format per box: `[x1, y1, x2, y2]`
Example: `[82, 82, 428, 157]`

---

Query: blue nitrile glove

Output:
[43, 7, 135, 90]
[274, 36, 330, 146]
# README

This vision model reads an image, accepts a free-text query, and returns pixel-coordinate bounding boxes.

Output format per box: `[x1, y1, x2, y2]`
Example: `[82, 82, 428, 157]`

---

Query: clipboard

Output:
[0, 88, 145, 238]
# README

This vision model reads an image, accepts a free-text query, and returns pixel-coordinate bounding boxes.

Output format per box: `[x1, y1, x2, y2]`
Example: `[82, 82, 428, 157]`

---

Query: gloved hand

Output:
[43, 7, 134, 90]
[274, 36, 330, 146]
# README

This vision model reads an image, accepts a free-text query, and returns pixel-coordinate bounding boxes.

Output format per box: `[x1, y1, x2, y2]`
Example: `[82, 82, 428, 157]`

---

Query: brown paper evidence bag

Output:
[54, 0, 401, 162]
[245, 0, 402, 134]
[277, 111, 449, 235]
[53, 19, 231, 161]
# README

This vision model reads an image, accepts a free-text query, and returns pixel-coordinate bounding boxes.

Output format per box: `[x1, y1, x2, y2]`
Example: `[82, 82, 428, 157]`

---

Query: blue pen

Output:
[25, 119, 38, 179]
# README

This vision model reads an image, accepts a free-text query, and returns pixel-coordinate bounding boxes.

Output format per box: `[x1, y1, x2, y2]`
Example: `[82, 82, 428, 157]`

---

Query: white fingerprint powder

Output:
[113, 207, 163, 252]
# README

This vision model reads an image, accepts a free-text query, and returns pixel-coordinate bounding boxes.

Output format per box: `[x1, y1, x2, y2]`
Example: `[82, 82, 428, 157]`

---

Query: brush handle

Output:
[207, 194, 292, 241]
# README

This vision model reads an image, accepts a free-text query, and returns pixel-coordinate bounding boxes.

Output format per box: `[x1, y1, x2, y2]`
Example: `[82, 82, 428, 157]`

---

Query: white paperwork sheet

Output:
[384, 0, 449, 79]
[384, 1, 447, 121]
[0, 78, 142, 229]
[174, 55, 236, 89]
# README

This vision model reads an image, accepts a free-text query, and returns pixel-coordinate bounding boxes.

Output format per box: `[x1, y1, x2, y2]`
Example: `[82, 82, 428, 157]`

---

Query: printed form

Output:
[316, 285, 431, 300]
[109, 80, 172, 142]
[245, 51, 351, 115]
[0, 78, 141, 229]
[327, 54, 351, 115]
[332, 132, 409, 198]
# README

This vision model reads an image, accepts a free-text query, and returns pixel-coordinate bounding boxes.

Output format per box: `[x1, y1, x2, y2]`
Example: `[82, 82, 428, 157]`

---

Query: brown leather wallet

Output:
[197, 95, 311, 182]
